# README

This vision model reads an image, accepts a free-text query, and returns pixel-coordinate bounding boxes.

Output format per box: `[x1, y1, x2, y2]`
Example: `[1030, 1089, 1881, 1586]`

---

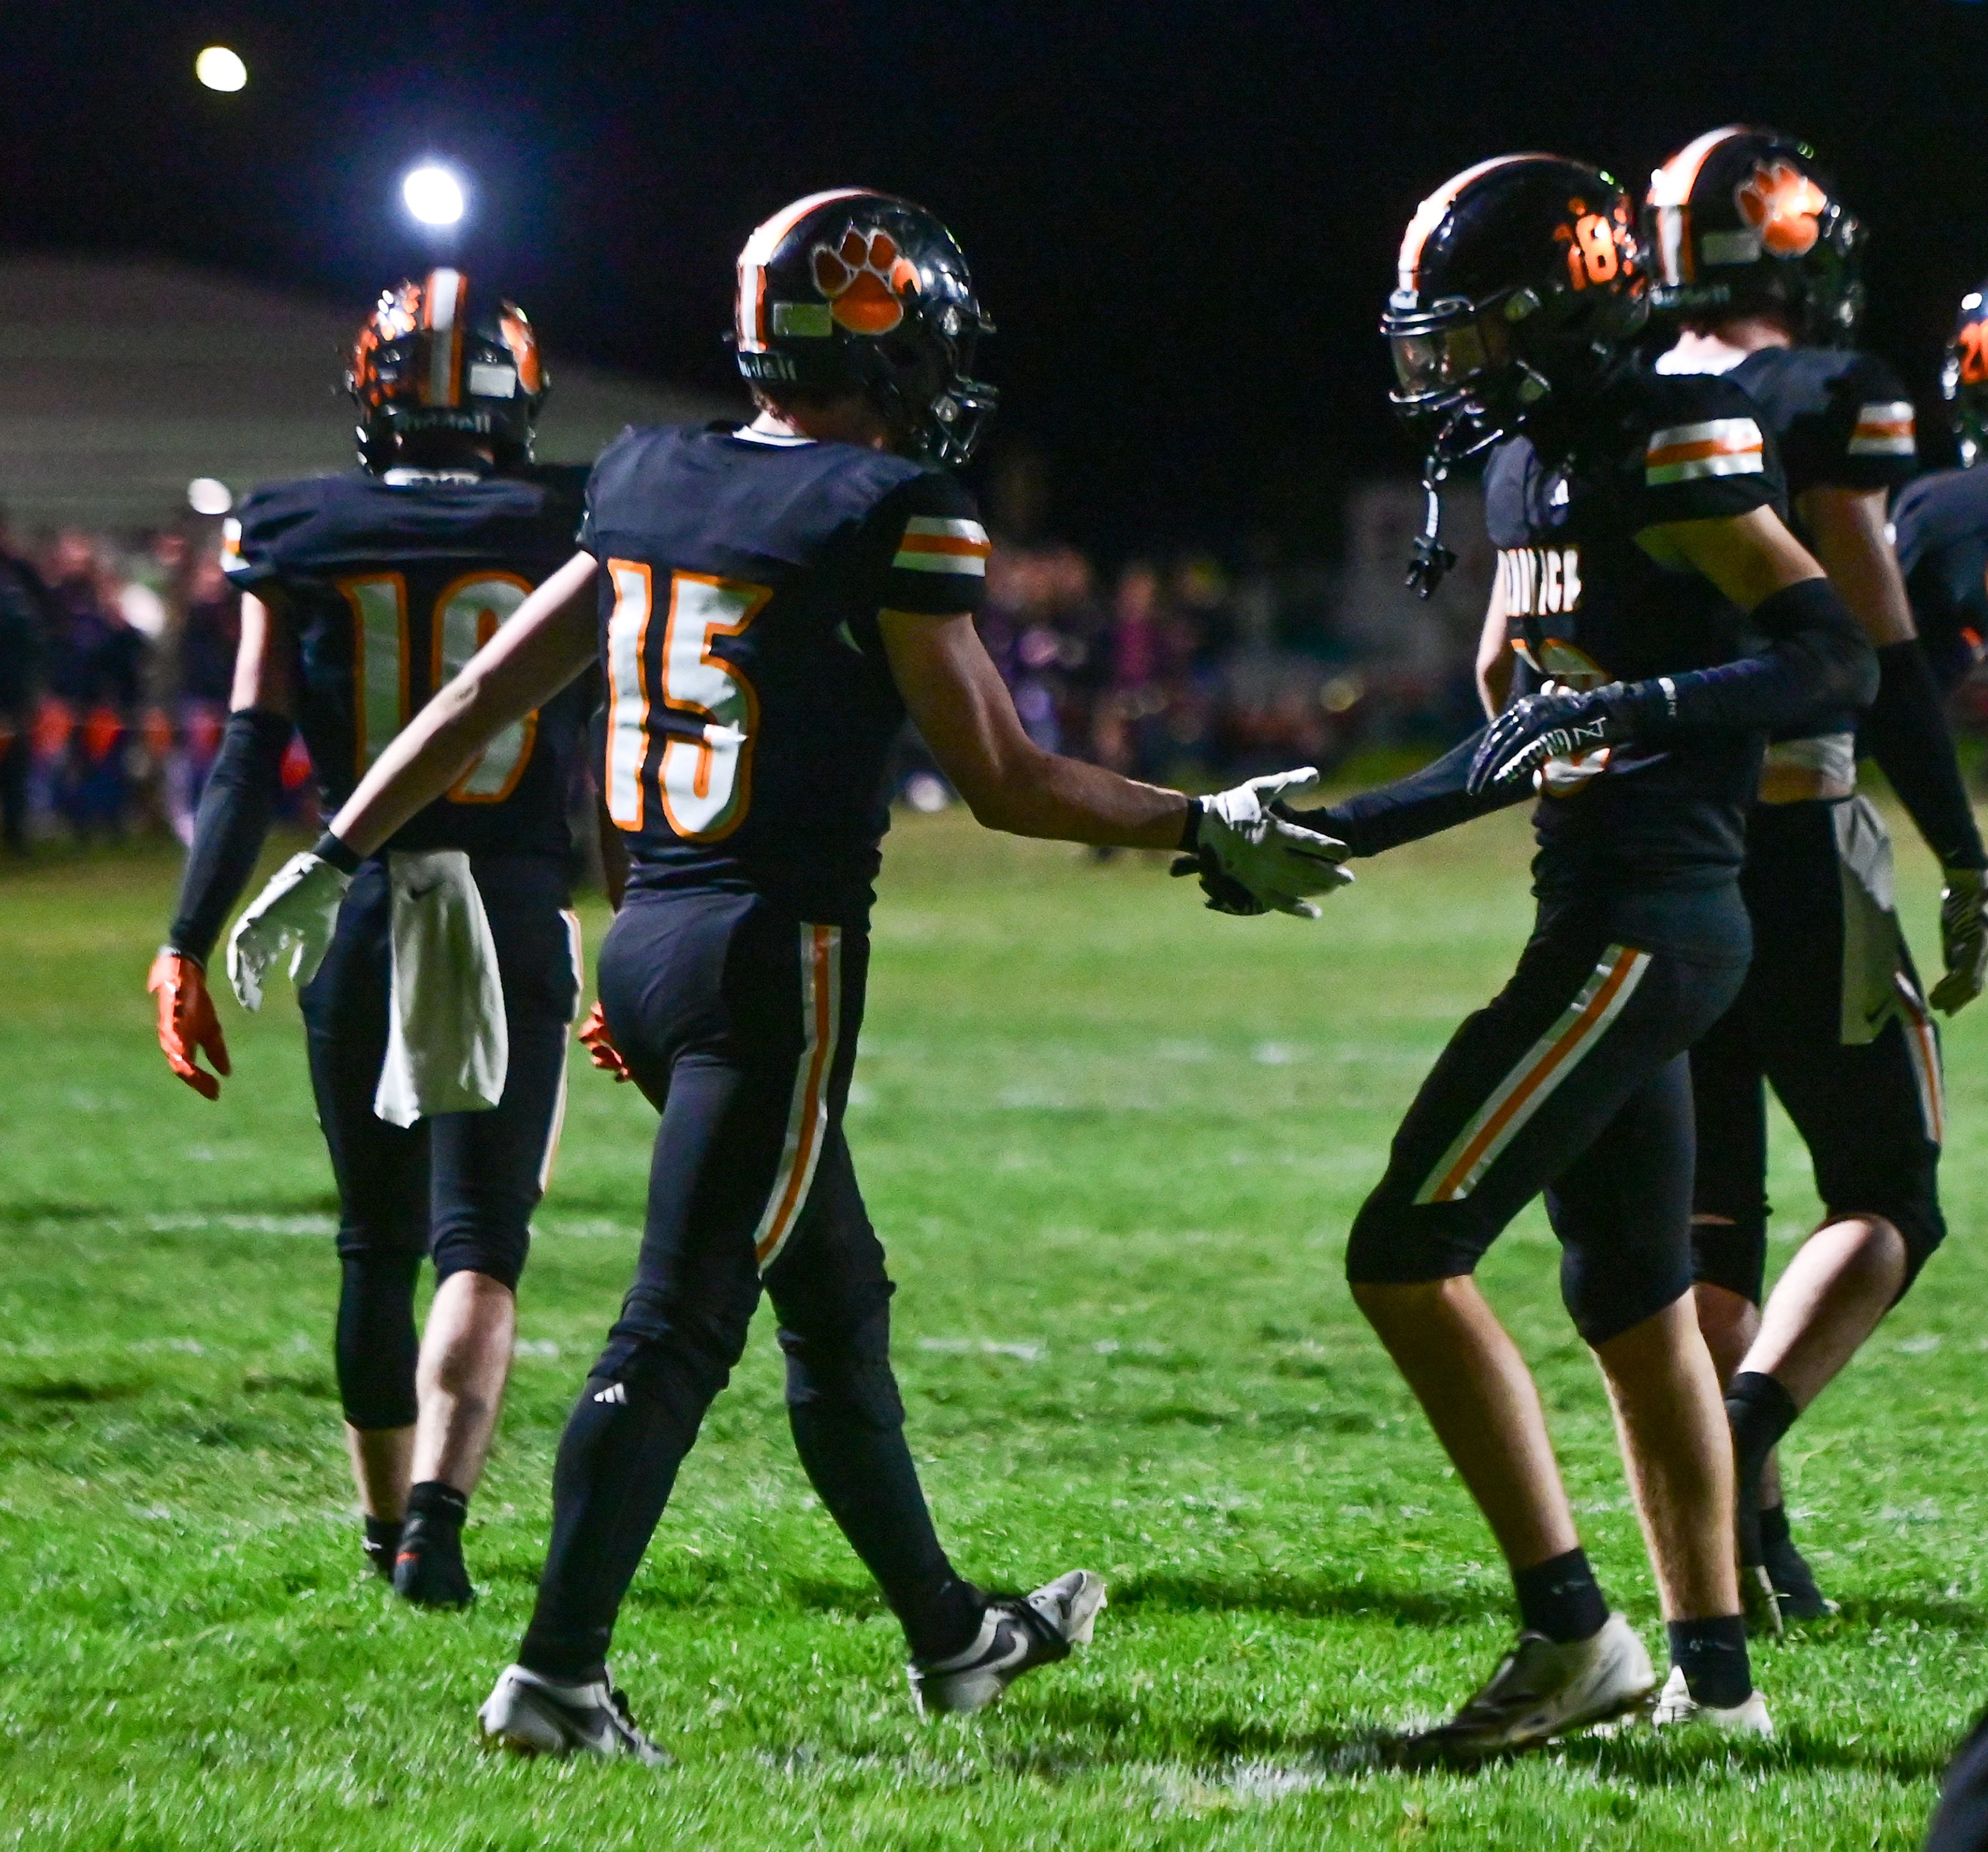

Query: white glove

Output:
[1932, 865, 1988, 1015]
[1185, 767, 1354, 919]
[226, 852, 353, 1010]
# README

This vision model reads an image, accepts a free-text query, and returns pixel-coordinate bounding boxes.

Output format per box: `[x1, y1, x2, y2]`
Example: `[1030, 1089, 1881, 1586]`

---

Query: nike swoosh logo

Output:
[404, 882, 444, 902]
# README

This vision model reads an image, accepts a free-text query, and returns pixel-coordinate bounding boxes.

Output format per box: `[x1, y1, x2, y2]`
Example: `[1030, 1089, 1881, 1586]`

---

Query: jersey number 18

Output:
[604, 562, 770, 841]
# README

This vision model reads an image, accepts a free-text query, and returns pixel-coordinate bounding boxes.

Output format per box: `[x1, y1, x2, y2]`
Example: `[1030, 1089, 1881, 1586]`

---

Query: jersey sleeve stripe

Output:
[1645, 417, 1764, 485]
[894, 517, 992, 574]
[903, 516, 989, 543]
[1848, 401, 1918, 457]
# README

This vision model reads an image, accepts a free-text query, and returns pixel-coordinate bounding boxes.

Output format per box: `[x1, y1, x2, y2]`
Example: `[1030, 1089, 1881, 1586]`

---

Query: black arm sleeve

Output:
[1862, 639, 1987, 870]
[1625, 576, 1878, 740]
[165, 708, 294, 963]
[1286, 729, 1531, 858]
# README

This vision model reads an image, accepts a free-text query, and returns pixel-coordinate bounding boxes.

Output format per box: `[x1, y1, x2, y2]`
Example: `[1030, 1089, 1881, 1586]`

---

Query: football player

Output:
[148, 274, 591, 1607]
[227, 189, 1350, 1758]
[1644, 128, 1982, 1626]
[1275, 154, 1875, 1750]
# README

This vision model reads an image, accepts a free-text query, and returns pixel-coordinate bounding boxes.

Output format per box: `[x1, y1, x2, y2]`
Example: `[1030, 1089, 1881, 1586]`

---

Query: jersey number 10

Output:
[338, 572, 538, 801]
[604, 562, 770, 842]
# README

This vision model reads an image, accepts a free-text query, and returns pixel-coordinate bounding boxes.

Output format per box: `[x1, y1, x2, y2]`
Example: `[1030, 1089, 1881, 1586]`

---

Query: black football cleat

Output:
[392, 1512, 475, 1609]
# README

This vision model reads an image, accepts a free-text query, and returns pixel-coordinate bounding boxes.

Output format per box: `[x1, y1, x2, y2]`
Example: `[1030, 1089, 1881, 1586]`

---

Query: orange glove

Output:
[578, 1000, 633, 1083]
[148, 949, 231, 1101]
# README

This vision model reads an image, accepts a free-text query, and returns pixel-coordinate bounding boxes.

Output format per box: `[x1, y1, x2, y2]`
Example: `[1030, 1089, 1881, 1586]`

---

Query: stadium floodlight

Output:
[186, 478, 233, 516]
[402, 165, 466, 228]
[195, 47, 247, 93]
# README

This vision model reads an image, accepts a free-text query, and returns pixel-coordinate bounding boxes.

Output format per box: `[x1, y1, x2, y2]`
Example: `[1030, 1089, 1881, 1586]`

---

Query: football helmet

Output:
[1645, 127, 1864, 345]
[348, 269, 547, 471]
[1382, 154, 1647, 593]
[732, 189, 997, 468]
[1943, 284, 1988, 467]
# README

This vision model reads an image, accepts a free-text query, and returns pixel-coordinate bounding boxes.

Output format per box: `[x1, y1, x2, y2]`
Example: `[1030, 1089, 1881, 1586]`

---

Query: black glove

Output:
[1170, 845, 1269, 916]
[1467, 682, 1641, 796]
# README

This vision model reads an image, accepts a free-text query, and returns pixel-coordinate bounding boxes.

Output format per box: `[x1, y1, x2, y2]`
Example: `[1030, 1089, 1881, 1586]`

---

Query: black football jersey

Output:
[579, 423, 990, 924]
[1893, 466, 1988, 695]
[1483, 366, 1787, 893]
[221, 466, 590, 861]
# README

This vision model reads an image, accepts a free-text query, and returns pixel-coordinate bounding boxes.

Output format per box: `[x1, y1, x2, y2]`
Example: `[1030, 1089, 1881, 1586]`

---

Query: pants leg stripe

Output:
[753, 923, 842, 1271]
[534, 909, 585, 1194]
[1414, 944, 1653, 1205]
[1895, 971, 1946, 1146]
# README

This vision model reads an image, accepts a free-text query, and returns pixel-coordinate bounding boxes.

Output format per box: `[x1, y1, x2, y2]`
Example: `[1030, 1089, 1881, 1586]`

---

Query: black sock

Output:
[1758, 1503, 1792, 1549]
[1667, 1614, 1752, 1709]
[362, 1515, 402, 1577]
[406, 1480, 470, 1530]
[1512, 1547, 1610, 1644]
[1725, 1370, 1799, 1482]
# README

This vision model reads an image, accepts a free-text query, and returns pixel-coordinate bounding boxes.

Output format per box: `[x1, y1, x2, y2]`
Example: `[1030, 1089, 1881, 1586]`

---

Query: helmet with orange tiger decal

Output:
[1382, 154, 1648, 594]
[347, 269, 547, 472]
[731, 189, 997, 468]
[1943, 284, 1988, 468]
[1644, 128, 1865, 346]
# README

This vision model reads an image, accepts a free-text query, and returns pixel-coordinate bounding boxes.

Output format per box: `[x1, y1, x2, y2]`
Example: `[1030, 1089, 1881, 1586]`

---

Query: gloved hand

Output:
[148, 949, 231, 1100]
[578, 1000, 634, 1082]
[226, 852, 352, 1010]
[1932, 864, 1988, 1015]
[1167, 768, 1353, 918]
[1468, 682, 1639, 795]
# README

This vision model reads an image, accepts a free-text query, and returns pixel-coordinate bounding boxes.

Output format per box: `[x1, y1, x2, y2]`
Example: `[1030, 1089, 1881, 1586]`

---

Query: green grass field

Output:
[3, 805, 1986, 1849]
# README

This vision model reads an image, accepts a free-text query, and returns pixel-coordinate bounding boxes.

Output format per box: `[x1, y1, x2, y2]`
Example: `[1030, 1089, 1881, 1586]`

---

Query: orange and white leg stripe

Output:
[1895, 971, 1945, 1146]
[752, 924, 842, 1271]
[1414, 945, 1653, 1205]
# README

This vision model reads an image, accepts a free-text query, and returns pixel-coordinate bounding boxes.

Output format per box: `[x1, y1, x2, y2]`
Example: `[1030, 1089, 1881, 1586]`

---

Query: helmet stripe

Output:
[422, 268, 465, 406]
[736, 188, 873, 352]
[1646, 126, 1745, 287]
[1396, 154, 1551, 296]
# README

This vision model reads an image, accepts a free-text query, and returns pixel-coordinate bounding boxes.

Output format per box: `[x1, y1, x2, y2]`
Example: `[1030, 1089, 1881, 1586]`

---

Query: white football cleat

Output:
[1649, 1664, 1774, 1737]
[908, 1569, 1106, 1717]
[477, 1663, 671, 1764]
[1409, 1613, 1656, 1758]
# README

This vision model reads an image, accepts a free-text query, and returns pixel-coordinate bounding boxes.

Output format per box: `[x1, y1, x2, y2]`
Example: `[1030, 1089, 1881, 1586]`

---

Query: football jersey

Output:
[1893, 465, 1988, 695]
[221, 465, 590, 861]
[1662, 344, 1918, 753]
[579, 423, 990, 924]
[1483, 366, 1788, 896]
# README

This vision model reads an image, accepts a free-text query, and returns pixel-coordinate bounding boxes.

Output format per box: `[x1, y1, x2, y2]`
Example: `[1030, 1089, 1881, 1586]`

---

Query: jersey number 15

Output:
[338, 572, 538, 802]
[604, 562, 770, 841]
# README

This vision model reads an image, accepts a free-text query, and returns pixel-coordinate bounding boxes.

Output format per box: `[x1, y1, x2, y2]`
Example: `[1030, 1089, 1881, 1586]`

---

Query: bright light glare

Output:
[195, 47, 247, 93]
[403, 165, 466, 227]
[186, 477, 233, 516]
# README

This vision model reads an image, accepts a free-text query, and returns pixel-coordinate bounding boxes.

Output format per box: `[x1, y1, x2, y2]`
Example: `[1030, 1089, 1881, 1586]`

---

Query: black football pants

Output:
[1690, 799, 1945, 1305]
[517, 888, 977, 1682]
[299, 854, 580, 1431]
[1346, 896, 1748, 1346]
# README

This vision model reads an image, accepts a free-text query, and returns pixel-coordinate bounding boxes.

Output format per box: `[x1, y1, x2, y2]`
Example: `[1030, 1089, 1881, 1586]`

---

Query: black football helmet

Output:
[348, 269, 547, 472]
[1382, 154, 1648, 594]
[732, 188, 997, 468]
[1943, 284, 1988, 468]
[1644, 127, 1864, 345]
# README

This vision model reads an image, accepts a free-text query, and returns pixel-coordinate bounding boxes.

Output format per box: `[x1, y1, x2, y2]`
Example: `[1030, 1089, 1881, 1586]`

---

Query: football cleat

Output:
[391, 1512, 475, 1609]
[1650, 1664, 1775, 1737]
[1409, 1614, 1656, 1759]
[477, 1664, 671, 1765]
[908, 1569, 1106, 1717]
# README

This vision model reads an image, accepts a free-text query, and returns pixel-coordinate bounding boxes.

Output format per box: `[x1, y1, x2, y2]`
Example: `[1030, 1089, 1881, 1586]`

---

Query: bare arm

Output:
[1796, 485, 1917, 647]
[879, 609, 1190, 849]
[326, 550, 601, 857]
[1636, 504, 1826, 612]
[1475, 573, 1513, 719]
[229, 593, 296, 716]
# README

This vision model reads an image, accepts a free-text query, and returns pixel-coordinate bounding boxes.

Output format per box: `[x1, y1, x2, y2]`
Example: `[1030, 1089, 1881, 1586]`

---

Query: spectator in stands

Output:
[0, 507, 52, 853]
[41, 532, 148, 839]
[165, 549, 239, 843]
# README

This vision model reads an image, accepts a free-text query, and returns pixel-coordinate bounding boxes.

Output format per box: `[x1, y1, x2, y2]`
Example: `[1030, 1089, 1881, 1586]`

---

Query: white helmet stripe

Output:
[1647, 126, 1746, 288]
[735, 188, 872, 352]
[423, 268, 463, 405]
[1396, 154, 1550, 297]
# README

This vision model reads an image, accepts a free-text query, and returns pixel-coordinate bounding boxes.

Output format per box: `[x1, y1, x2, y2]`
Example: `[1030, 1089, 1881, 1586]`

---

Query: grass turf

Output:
[1, 805, 1984, 1849]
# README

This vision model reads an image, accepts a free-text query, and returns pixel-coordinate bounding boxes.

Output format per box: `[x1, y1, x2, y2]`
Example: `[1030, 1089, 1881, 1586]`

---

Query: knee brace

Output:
[1559, 1237, 1692, 1349]
[778, 1307, 905, 1431]
[1689, 1209, 1768, 1306]
[334, 1253, 421, 1430]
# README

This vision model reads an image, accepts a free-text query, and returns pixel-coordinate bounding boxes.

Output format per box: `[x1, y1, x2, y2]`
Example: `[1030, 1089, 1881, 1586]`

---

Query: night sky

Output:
[9, 0, 1988, 557]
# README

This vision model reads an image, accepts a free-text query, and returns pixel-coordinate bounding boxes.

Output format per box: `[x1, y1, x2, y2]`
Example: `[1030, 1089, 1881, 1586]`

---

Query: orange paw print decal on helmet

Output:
[1735, 161, 1826, 257]
[811, 227, 920, 334]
